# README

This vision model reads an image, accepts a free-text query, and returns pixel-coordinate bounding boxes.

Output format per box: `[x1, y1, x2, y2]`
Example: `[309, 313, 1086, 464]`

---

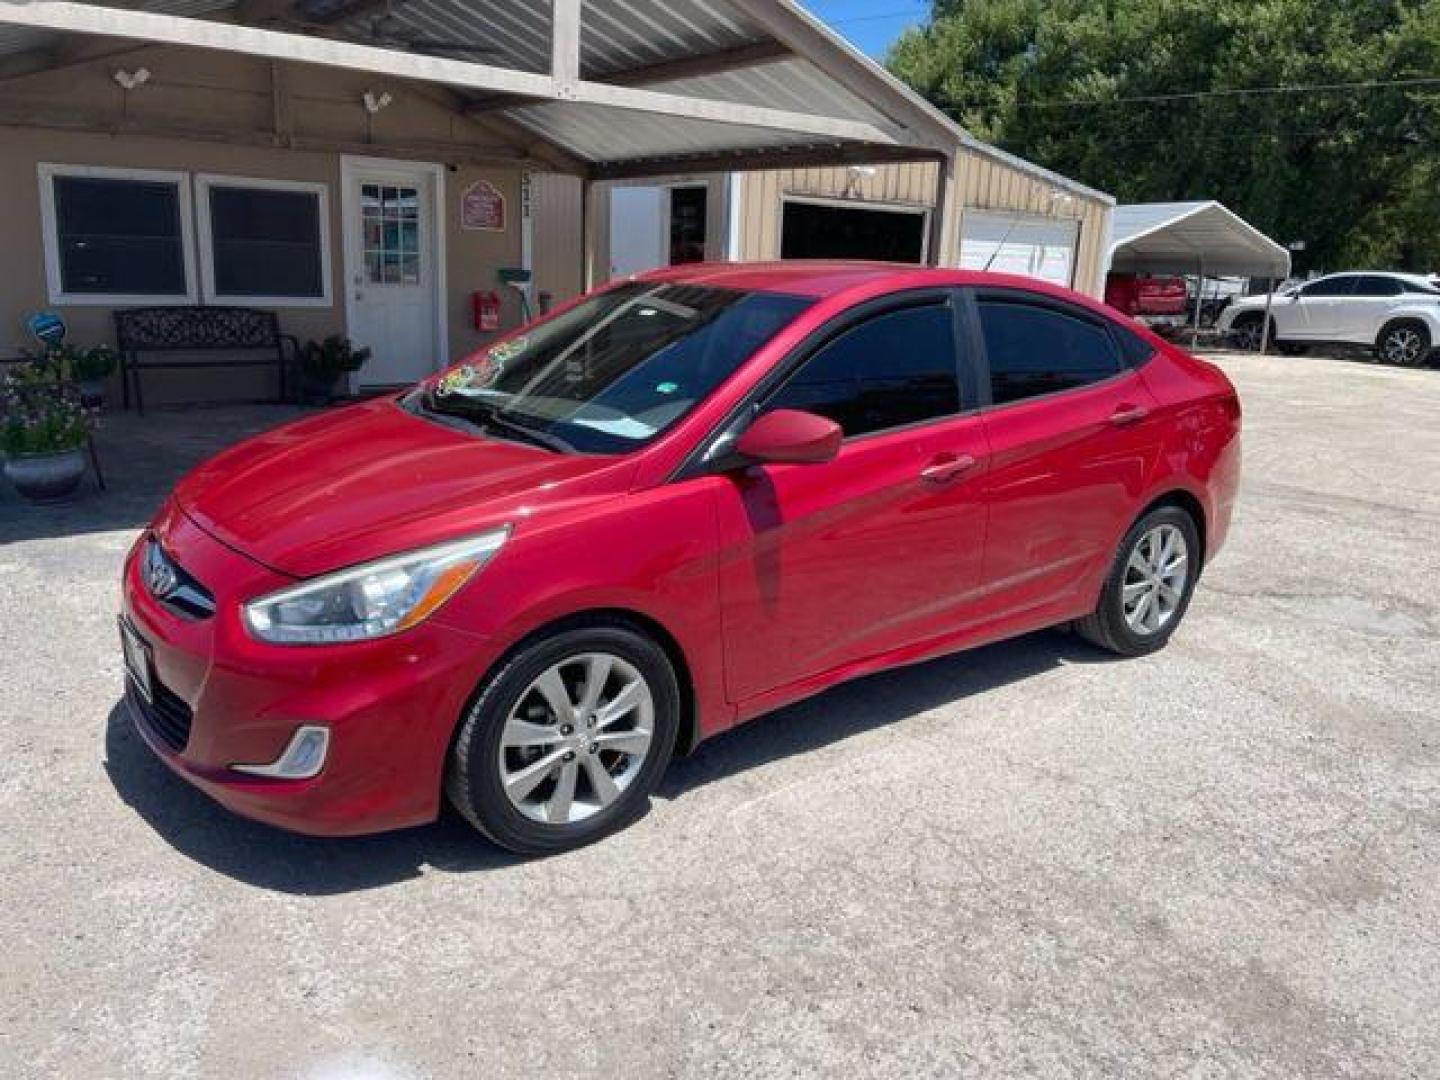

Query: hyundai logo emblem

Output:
[145, 544, 178, 599]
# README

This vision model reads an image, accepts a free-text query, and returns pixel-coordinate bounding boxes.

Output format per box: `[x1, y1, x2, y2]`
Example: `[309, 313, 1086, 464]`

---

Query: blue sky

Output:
[803, 1, 931, 59]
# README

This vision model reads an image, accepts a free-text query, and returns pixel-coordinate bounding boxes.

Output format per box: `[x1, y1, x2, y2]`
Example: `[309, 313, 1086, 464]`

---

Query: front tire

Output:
[445, 620, 680, 855]
[1376, 321, 1431, 367]
[1076, 507, 1201, 657]
[1229, 313, 1265, 351]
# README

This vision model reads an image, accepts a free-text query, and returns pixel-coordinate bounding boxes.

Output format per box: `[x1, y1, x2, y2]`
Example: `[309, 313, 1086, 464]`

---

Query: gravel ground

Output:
[1, 351, 1437, 1079]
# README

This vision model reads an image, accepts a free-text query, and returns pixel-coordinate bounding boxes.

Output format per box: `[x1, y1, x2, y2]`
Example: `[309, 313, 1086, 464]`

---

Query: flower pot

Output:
[78, 378, 106, 409]
[300, 370, 342, 405]
[4, 447, 87, 503]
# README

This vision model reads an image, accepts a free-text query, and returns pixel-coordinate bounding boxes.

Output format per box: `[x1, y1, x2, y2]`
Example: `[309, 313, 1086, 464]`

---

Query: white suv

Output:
[1217, 272, 1440, 366]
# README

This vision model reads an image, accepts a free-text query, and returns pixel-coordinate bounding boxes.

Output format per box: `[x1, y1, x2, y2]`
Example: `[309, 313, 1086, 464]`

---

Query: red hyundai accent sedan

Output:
[120, 263, 1240, 854]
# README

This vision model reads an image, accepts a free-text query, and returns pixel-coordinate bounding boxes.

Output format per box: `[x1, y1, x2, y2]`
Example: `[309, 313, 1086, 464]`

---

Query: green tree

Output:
[888, 0, 1440, 274]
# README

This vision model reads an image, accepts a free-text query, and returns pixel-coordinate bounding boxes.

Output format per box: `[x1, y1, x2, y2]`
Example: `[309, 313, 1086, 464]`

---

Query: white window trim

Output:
[37, 163, 199, 306]
[195, 173, 333, 308]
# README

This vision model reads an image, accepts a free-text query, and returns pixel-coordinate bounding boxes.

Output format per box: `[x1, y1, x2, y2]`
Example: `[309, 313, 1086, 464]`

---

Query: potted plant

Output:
[299, 335, 371, 404]
[2, 371, 95, 503]
[69, 345, 119, 408]
[19, 343, 119, 408]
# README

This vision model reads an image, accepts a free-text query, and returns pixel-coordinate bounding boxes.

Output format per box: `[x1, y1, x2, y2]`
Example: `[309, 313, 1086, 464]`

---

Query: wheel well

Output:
[1140, 490, 1208, 566]
[1377, 318, 1431, 346]
[473, 608, 699, 759]
[1232, 310, 1263, 326]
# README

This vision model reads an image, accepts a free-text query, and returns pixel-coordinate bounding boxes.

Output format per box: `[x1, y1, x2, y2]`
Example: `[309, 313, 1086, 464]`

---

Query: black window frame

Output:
[677, 288, 980, 480]
[965, 286, 1148, 410]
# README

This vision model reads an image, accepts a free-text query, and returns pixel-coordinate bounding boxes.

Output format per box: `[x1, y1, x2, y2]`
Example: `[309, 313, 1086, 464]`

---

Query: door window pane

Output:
[52, 175, 187, 296]
[362, 183, 421, 286]
[208, 185, 324, 299]
[764, 303, 960, 437]
[1301, 276, 1355, 298]
[1353, 275, 1403, 297]
[978, 299, 1122, 405]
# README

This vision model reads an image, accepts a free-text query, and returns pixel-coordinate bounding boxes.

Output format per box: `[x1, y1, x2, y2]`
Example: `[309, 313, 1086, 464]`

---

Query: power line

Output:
[1013, 75, 1440, 109]
[827, 6, 929, 28]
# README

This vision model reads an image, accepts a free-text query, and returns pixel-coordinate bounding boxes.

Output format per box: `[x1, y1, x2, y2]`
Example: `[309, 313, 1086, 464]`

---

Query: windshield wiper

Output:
[424, 391, 575, 454]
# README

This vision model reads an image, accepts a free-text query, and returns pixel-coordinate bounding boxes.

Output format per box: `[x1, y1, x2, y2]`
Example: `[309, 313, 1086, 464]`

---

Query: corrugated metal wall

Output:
[529, 171, 585, 306]
[735, 152, 1111, 296]
[532, 147, 1113, 302]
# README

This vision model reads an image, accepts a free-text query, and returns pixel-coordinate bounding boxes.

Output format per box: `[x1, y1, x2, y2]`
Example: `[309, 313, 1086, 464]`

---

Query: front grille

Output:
[143, 538, 216, 619]
[128, 674, 194, 753]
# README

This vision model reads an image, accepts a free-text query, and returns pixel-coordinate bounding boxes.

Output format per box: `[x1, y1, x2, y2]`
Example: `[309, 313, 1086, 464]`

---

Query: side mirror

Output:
[733, 409, 841, 466]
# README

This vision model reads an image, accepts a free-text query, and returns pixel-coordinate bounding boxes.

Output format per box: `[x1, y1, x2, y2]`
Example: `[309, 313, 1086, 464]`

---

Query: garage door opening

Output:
[781, 199, 927, 263]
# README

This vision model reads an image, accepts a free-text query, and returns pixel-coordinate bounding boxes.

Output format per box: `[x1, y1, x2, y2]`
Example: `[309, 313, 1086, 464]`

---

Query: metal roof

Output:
[0, 0, 234, 56]
[0, 0, 1110, 202]
[1110, 201, 1290, 278]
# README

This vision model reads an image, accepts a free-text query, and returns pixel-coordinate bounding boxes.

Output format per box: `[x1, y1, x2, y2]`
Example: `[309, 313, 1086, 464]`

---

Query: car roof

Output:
[630, 260, 1075, 300]
[1315, 270, 1436, 291]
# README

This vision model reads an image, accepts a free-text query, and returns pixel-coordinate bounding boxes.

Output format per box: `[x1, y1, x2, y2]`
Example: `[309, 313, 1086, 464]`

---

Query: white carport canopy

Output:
[0, 0, 963, 183]
[1109, 201, 1290, 279]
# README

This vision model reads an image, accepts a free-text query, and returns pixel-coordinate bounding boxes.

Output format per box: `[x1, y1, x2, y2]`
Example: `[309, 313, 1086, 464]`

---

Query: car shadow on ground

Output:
[103, 627, 1117, 895]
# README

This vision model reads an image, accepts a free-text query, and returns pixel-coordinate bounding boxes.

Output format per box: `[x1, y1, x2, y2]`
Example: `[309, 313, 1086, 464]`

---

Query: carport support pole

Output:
[580, 177, 594, 293]
[1191, 257, 1205, 349]
[1260, 280, 1274, 354]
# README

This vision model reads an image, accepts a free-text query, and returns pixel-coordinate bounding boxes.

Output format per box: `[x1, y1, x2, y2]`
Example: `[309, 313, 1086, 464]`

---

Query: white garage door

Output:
[960, 211, 1079, 287]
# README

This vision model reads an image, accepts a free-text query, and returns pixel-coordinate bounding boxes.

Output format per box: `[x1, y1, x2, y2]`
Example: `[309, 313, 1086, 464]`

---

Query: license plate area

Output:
[119, 617, 153, 704]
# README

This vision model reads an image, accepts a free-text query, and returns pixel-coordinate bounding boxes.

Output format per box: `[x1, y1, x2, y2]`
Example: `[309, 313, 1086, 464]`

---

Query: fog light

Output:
[231, 725, 330, 780]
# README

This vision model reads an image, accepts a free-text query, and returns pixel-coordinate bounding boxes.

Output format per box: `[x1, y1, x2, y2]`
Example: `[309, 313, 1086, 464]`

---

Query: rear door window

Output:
[976, 297, 1123, 405]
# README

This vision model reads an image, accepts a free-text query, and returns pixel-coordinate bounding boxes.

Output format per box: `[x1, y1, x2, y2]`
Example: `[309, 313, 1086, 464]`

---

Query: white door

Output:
[343, 160, 442, 387]
[960, 211, 1079, 287]
[1287, 275, 1356, 339]
[608, 186, 666, 280]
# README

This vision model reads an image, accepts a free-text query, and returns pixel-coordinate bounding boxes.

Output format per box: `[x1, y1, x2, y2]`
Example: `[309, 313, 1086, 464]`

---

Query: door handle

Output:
[1109, 403, 1149, 427]
[920, 453, 977, 484]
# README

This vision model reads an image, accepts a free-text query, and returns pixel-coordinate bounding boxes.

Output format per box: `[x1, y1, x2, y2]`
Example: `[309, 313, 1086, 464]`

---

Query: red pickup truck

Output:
[1105, 274, 1188, 326]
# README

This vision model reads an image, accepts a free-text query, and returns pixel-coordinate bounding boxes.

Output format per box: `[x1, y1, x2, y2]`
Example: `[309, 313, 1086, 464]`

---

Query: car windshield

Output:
[414, 283, 813, 454]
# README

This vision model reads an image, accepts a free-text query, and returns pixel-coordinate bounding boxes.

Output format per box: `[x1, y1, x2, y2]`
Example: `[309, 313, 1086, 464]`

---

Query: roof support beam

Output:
[0, 2, 898, 147]
[598, 40, 790, 86]
[462, 41, 791, 115]
[551, 0, 580, 88]
[591, 142, 944, 182]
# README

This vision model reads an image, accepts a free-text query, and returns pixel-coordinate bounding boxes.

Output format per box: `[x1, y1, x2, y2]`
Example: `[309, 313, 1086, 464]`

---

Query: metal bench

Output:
[114, 306, 299, 415]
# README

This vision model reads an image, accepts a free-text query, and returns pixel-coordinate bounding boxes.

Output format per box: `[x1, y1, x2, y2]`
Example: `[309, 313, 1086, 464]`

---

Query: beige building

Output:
[542, 148, 1112, 309]
[0, 0, 1111, 407]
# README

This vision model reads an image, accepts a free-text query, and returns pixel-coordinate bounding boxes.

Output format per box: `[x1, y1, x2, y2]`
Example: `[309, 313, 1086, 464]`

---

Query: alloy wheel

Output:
[1232, 319, 1263, 351]
[1382, 327, 1426, 366]
[1121, 524, 1189, 636]
[497, 653, 655, 825]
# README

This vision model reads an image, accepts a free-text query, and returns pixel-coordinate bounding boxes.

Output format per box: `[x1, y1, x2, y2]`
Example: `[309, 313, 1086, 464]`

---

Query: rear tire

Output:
[445, 620, 680, 855]
[1076, 506, 1201, 657]
[1229, 313, 1265, 351]
[1376, 320, 1430, 367]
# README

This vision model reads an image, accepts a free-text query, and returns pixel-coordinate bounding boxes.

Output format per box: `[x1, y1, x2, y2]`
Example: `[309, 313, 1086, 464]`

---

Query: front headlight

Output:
[243, 528, 509, 645]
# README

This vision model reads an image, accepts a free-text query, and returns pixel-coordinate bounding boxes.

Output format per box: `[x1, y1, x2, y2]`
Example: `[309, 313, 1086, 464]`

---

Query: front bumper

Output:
[120, 503, 500, 836]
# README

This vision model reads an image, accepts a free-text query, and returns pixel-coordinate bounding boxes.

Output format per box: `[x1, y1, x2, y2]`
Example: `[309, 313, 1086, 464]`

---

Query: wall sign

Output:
[461, 179, 506, 231]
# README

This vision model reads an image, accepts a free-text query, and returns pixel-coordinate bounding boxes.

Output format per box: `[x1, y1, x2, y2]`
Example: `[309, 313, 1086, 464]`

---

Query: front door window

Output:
[361, 183, 421, 286]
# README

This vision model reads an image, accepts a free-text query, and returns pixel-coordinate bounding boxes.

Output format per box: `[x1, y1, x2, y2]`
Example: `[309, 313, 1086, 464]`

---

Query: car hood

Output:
[173, 397, 632, 578]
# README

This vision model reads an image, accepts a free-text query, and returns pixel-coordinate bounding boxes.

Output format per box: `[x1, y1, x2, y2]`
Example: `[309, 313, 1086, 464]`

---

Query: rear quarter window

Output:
[977, 298, 1125, 405]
